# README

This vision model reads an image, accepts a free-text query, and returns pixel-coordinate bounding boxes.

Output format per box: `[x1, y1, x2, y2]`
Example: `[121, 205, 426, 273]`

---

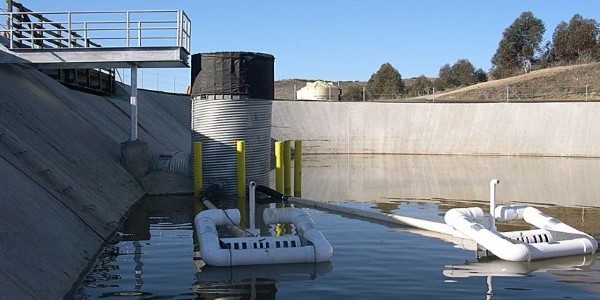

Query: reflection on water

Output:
[300, 154, 600, 207]
[444, 255, 597, 278]
[193, 262, 332, 299]
[75, 155, 600, 299]
[443, 255, 600, 298]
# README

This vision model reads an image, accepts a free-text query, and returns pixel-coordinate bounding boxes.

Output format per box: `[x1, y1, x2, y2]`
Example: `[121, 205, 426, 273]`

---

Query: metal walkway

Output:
[0, 8, 191, 68]
[0, 4, 192, 141]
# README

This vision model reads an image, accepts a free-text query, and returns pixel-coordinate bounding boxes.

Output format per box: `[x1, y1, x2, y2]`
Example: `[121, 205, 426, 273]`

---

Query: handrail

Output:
[0, 9, 191, 50]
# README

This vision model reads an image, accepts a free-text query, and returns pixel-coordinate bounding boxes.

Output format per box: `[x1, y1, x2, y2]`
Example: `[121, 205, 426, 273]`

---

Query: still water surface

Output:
[75, 155, 600, 299]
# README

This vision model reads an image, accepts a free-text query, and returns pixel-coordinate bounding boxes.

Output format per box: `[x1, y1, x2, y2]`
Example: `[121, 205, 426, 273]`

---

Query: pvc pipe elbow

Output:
[495, 243, 531, 262]
[196, 209, 241, 226]
[495, 205, 528, 221]
[444, 207, 485, 228]
[304, 229, 333, 262]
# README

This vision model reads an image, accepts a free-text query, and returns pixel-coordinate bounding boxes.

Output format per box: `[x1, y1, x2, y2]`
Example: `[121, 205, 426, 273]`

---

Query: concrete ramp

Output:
[0, 63, 190, 298]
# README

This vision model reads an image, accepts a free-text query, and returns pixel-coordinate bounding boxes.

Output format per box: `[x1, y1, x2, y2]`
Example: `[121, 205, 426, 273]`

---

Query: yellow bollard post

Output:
[275, 141, 284, 193]
[294, 140, 302, 197]
[283, 140, 292, 194]
[193, 141, 202, 199]
[237, 141, 246, 199]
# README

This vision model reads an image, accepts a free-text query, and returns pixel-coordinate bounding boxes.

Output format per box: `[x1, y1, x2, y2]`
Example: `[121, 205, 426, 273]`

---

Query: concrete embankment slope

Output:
[0, 64, 190, 299]
[272, 100, 600, 157]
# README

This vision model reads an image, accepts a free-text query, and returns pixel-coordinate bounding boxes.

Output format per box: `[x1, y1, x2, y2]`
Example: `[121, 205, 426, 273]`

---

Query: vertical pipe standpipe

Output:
[237, 141, 246, 199]
[275, 141, 284, 193]
[249, 181, 257, 233]
[489, 179, 500, 230]
[294, 140, 302, 197]
[130, 65, 138, 141]
[283, 140, 292, 194]
[193, 142, 203, 199]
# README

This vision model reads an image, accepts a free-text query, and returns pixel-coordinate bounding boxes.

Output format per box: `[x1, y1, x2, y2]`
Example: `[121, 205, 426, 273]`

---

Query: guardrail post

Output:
[30, 20, 34, 48]
[84, 21, 88, 47]
[8, 12, 14, 49]
[137, 21, 141, 47]
[125, 11, 130, 47]
[176, 10, 181, 47]
[67, 12, 72, 48]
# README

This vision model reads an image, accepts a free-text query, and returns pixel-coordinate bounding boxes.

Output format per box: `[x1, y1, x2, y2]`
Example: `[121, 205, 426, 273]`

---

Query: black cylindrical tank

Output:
[191, 52, 275, 99]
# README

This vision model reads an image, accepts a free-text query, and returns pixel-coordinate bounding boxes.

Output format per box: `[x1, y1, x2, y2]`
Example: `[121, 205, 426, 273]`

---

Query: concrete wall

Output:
[272, 100, 600, 157]
[0, 64, 190, 299]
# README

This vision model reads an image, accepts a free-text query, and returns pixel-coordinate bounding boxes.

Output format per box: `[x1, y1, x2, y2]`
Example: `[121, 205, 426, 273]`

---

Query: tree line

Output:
[343, 12, 600, 101]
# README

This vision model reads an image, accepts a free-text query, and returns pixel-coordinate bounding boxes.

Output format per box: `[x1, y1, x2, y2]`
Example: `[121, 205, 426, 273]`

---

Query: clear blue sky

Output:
[15, 0, 600, 81]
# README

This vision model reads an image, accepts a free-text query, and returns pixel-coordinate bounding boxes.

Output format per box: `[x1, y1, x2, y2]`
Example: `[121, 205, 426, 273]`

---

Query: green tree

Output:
[474, 68, 488, 83]
[367, 62, 404, 100]
[435, 59, 484, 90]
[342, 84, 364, 101]
[550, 14, 599, 63]
[408, 75, 432, 96]
[491, 11, 545, 78]
[451, 59, 477, 86]
[434, 63, 452, 91]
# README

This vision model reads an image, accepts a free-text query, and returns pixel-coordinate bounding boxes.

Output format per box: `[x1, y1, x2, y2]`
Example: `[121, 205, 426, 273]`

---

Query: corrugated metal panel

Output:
[148, 151, 191, 176]
[191, 95, 272, 195]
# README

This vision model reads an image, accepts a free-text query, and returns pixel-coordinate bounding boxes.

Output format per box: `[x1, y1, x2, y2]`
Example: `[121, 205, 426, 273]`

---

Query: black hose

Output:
[200, 184, 222, 204]
[256, 185, 289, 202]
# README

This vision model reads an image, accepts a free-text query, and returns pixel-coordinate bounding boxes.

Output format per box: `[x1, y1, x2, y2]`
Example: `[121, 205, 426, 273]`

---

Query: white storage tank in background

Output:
[296, 81, 342, 101]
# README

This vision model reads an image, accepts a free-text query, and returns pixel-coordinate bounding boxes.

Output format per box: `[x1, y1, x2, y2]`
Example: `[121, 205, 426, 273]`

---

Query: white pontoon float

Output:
[194, 182, 333, 267]
[284, 179, 597, 262]
[444, 180, 598, 261]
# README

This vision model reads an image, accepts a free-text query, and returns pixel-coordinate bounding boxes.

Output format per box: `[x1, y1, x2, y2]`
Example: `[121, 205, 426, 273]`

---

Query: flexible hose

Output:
[256, 184, 289, 202]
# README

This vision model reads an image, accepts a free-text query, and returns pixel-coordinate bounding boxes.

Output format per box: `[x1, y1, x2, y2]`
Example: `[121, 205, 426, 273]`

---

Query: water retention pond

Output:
[74, 155, 600, 299]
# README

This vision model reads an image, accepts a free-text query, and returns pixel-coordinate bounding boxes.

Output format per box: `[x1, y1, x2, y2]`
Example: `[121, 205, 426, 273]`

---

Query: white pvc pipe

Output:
[263, 207, 333, 262]
[201, 201, 247, 237]
[249, 181, 256, 231]
[195, 207, 333, 266]
[288, 196, 468, 239]
[522, 206, 598, 254]
[445, 206, 598, 261]
[489, 179, 500, 230]
[195, 209, 241, 266]
[445, 207, 532, 261]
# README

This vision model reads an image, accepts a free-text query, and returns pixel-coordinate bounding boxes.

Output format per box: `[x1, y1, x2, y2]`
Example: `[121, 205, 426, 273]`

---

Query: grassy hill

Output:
[434, 62, 600, 101]
[275, 62, 600, 101]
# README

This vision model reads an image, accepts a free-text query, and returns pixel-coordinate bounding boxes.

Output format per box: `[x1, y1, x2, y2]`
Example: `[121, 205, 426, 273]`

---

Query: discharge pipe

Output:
[254, 185, 467, 238]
